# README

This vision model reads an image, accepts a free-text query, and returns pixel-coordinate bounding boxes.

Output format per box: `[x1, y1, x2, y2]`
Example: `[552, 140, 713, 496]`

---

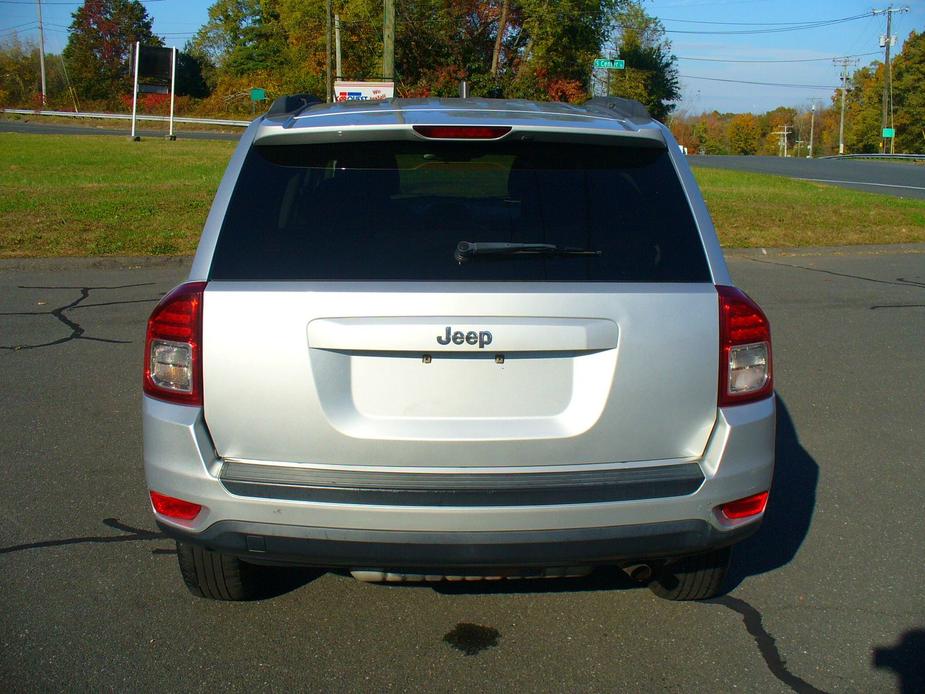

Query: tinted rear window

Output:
[209, 140, 710, 282]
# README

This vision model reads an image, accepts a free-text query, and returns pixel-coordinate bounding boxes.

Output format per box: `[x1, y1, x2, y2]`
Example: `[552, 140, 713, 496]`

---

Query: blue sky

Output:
[1, 0, 923, 114]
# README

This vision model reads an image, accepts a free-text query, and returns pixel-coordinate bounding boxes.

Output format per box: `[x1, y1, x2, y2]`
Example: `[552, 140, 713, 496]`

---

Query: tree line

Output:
[0, 0, 678, 118]
[0, 0, 921, 154]
[670, 31, 925, 156]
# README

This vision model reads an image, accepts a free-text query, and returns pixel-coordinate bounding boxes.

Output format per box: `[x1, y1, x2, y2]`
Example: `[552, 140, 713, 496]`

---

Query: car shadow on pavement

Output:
[250, 566, 324, 600]
[724, 395, 818, 592]
[873, 629, 925, 694]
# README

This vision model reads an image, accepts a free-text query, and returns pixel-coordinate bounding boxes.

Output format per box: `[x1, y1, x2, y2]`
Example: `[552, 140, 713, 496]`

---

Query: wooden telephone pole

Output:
[383, 0, 395, 80]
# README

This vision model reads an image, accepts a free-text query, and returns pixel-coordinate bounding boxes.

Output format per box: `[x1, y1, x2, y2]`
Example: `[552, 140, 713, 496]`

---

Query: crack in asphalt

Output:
[746, 257, 925, 290]
[0, 518, 843, 693]
[0, 518, 167, 555]
[0, 283, 157, 351]
[711, 596, 828, 694]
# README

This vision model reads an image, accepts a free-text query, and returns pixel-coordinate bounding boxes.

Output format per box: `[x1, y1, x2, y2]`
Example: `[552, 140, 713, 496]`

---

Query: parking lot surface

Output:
[1, 247, 923, 692]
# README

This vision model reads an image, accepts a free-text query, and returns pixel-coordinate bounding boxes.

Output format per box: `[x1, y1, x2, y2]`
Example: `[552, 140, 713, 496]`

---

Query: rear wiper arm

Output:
[455, 241, 601, 264]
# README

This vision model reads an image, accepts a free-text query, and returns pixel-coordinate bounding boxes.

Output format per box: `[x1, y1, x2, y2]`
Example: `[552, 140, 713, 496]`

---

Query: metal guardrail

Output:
[821, 153, 925, 161]
[1, 108, 250, 127]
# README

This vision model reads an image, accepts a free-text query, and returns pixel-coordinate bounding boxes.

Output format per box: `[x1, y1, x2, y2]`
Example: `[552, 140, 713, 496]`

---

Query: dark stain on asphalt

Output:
[0, 283, 157, 351]
[711, 596, 828, 694]
[0, 517, 166, 555]
[747, 258, 925, 290]
[443, 623, 501, 656]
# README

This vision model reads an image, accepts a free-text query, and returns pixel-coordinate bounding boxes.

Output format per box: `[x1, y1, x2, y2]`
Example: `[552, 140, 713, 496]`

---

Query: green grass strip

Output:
[1, 133, 923, 257]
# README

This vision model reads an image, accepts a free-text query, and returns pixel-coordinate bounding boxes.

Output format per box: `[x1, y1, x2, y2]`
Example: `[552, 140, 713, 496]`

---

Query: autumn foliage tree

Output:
[62, 0, 161, 103]
[891, 30, 925, 152]
[605, 1, 679, 120]
[727, 113, 761, 155]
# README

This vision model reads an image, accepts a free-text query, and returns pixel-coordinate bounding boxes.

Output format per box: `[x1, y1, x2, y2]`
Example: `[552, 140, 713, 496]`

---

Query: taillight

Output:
[719, 491, 770, 520]
[144, 281, 206, 406]
[150, 491, 203, 521]
[717, 285, 772, 406]
[413, 125, 512, 139]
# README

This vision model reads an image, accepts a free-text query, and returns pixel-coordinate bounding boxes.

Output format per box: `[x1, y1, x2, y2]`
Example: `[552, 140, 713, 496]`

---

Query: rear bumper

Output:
[143, 394, 775, 568]
[157, 517, 759, 570]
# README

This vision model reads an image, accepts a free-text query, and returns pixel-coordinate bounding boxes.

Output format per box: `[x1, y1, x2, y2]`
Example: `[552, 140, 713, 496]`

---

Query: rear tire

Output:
[648, 546, 731, 601]
[176, 541, 263, 600]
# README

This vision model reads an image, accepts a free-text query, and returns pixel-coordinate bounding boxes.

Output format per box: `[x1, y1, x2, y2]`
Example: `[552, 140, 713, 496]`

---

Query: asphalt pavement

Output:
[1, 247, 924, 692]
[689, 155, 925, 200]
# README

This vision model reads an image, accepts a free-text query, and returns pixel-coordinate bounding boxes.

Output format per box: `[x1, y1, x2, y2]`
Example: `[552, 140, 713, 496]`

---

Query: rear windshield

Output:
[209, 140, 710, 282]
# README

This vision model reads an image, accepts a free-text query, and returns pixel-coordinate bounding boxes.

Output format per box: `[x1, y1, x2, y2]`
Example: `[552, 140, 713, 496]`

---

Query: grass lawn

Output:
[0, 133, 235, 257]
[693, 167, 925, 247]
[1, 132, 924, 257]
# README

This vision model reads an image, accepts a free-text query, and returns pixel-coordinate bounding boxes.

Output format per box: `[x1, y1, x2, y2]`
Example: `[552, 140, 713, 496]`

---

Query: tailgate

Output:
[202, 283, 718, 468]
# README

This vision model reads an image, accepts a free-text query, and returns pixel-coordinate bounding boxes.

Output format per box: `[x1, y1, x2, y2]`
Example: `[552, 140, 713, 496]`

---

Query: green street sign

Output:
[250, 88, 267, 102]
[882, 127, 895, 138]
[594, 59, 625, 70]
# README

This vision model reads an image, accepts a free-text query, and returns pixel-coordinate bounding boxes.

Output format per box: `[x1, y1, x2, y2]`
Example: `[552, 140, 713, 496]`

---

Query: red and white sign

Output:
[334, 81, 395, 102]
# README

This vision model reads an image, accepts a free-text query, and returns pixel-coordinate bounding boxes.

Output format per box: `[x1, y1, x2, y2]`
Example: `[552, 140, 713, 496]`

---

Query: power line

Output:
[0, 0, 166, 4]
[680, 74, 840, 90]
[0, 20, 38, 32]
[661, 15, 870, 26]
[662, 13, 874, 35]
[676, 51, 880, 64]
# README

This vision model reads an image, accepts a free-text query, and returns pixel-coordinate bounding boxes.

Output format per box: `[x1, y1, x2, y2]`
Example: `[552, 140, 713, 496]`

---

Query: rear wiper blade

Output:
[455, 241, 601, 264]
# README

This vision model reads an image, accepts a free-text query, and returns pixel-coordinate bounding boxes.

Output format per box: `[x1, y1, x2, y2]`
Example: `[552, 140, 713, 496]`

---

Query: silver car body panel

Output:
[201, 282, 718, 463]
[143, 394, 774, 533]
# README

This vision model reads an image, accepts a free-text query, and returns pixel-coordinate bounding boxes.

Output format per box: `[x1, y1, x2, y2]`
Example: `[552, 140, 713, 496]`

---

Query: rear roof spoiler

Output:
[582, 97, 651, 124]
[267, 93, 323, 117]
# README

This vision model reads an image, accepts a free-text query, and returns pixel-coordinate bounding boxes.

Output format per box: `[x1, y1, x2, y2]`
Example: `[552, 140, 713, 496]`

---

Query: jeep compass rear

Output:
[143, 96, 774, 601]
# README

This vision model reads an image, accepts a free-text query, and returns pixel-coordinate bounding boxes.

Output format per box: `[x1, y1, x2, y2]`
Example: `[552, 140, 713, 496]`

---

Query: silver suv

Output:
[143, 96, 774, 601]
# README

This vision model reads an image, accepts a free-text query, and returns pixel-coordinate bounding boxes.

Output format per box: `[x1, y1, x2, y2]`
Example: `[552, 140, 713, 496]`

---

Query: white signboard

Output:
[334, 80, 394, 102]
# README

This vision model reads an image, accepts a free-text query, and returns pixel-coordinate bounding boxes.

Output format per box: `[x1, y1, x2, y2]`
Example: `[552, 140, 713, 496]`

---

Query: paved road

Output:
[689, 155, 925, 200]
[5, 119, 924, 202]
[0, 118, 241, 141]
[1, 248, 923, 692]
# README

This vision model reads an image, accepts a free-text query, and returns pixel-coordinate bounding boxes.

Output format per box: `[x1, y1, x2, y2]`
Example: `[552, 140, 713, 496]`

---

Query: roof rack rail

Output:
[582, 97, 651, 123]
[267, 93, 323, 117]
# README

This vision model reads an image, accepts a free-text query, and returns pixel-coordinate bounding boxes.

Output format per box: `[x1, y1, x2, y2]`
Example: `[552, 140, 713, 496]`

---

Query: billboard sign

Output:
[138, 46, 172, 88]
[334, 81, 394, 102]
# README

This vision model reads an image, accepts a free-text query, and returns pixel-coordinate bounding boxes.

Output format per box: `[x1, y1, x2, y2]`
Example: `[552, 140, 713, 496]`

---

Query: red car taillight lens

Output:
[150, 491, 203, 521]
[717, 285, 772, 407]
[412, 125, 512, 139]
[719, 491, 770, 520]
[144, 282, 206, 406]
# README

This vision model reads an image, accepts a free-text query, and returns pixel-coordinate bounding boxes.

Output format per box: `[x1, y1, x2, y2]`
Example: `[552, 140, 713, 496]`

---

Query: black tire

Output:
[176, 541, 263, 600]
[648, 546, 731, 601]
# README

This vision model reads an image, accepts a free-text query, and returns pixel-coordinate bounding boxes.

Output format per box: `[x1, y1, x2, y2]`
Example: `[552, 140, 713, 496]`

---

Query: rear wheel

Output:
[176, 541, 264, 600]
[648, 546, 731, 601]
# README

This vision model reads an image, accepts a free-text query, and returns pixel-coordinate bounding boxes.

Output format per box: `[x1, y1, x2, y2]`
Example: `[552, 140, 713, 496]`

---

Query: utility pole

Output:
[809, 103, 816, 158]
[772, 125, 792, 157]
[872, 6, 910, 153]
[334, 14, 342, 80]
[807, 98, 823, 158]
[833, 57, 858, 155]
[325, 0, 332, 102]
[35, 0, 47, 106]
[382, 0, 395, 80]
